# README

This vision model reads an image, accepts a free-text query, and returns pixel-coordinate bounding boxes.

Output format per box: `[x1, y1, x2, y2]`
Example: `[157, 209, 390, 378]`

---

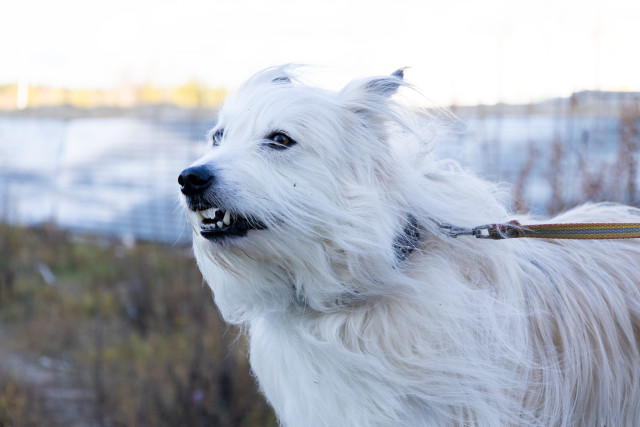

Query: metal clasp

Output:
[439, 223, 476, 238]
[471, 224, 494, 239]
[438, 222, 495, 239]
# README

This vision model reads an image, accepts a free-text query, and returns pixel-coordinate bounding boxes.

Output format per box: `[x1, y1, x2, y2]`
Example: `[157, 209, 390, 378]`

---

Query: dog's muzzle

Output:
[178, 165, 266, 240]
[178, 165, 213, 199]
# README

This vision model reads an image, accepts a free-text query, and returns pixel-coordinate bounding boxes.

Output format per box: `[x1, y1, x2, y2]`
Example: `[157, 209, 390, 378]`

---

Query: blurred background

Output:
[1, 0, 639, 425]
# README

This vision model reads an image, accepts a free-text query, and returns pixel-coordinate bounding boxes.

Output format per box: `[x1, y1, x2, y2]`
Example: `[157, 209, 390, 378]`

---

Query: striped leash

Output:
[439, 221, 640, 240]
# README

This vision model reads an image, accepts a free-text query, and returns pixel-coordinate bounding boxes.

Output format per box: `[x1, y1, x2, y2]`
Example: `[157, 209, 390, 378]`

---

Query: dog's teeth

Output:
[201, 207, 218, 219]
[223, 211, 231, 225]
[217, 221, 224, 228]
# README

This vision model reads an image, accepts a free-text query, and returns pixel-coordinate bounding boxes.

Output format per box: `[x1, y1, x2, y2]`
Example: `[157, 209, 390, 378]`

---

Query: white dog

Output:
[179, 66, 640, 426]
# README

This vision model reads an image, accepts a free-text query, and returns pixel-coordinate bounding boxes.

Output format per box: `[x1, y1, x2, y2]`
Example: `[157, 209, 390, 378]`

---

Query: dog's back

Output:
[246, 203, 640, 426]
[513, 204, 640, 425]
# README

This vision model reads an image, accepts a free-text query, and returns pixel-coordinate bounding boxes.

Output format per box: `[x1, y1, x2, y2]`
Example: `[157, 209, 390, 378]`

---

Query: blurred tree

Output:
[0, 81, 227, 110]
[173, 79, 206, 108]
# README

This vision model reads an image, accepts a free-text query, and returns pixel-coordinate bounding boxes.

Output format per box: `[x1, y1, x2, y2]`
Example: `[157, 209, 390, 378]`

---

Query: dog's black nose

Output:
[178, 165, 214, 195]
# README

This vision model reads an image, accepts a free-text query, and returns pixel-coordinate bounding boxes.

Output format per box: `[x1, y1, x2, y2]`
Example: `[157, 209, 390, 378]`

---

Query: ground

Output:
[0, 223, 275, 426]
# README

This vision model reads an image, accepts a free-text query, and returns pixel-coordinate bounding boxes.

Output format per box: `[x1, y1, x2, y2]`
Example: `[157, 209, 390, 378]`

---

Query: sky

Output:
[2, 0, 640, 105]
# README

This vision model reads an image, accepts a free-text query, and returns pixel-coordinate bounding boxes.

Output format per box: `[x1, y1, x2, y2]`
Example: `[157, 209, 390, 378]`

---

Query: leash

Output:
[438, 220, 640, 240]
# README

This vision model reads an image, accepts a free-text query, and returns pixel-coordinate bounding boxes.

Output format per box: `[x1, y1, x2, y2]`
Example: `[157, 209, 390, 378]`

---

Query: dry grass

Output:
[512, 104, 640, 215]
[0, 223, 276, 426]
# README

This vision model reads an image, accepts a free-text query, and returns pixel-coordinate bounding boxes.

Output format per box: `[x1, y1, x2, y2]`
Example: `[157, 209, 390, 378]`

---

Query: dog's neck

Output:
[393, 214, 420, 263]
[285, 214, 421, 313]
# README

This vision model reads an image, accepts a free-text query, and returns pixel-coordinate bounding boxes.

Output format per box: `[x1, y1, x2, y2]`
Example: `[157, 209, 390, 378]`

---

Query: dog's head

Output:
[179, 66, 425, 317]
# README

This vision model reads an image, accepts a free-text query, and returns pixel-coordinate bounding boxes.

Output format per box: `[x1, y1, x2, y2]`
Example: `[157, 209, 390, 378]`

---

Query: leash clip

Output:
[471, 224, 494, 239]
[439, 223, 475, 238]
[438, 223, 495, 239]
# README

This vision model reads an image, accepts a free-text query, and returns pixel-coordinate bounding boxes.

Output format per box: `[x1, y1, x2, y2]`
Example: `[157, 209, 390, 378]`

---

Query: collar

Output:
[393, 214, 420, 262]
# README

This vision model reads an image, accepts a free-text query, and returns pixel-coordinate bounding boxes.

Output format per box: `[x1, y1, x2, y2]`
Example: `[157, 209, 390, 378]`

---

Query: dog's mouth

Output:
[194, 206, 266, 240]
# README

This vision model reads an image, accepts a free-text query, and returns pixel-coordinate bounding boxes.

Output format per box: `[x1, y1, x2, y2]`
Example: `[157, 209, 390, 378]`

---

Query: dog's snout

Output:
[178, 165, 214, 195]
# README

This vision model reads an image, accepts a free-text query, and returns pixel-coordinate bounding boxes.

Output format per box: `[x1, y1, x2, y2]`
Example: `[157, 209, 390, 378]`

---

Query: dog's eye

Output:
[266, 132, 297, 150]
[212, 129, 224, 146]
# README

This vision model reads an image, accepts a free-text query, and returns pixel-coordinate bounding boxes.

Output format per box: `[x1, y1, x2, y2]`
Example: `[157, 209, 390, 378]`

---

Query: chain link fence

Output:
[0, 113, 213, 243]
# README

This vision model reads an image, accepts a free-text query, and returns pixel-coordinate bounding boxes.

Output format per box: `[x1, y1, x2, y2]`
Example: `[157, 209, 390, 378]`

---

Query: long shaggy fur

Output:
[181, 66, 640, 426]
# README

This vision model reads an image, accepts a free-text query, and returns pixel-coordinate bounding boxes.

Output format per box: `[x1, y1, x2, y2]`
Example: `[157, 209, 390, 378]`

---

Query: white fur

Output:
[182, 66, 640, 426]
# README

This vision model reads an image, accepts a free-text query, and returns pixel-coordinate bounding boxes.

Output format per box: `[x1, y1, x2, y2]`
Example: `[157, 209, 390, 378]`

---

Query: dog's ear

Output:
[364, 68, 405, 98]
[338, 69, 407, 149]
[272, 76, 291, 84]
[340, 68, 406, 105]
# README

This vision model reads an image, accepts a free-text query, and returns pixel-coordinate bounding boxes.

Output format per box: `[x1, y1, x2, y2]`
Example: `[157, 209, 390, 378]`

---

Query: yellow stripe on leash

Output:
[485, 221, 640, 240]
[438, 220, 640, 240]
